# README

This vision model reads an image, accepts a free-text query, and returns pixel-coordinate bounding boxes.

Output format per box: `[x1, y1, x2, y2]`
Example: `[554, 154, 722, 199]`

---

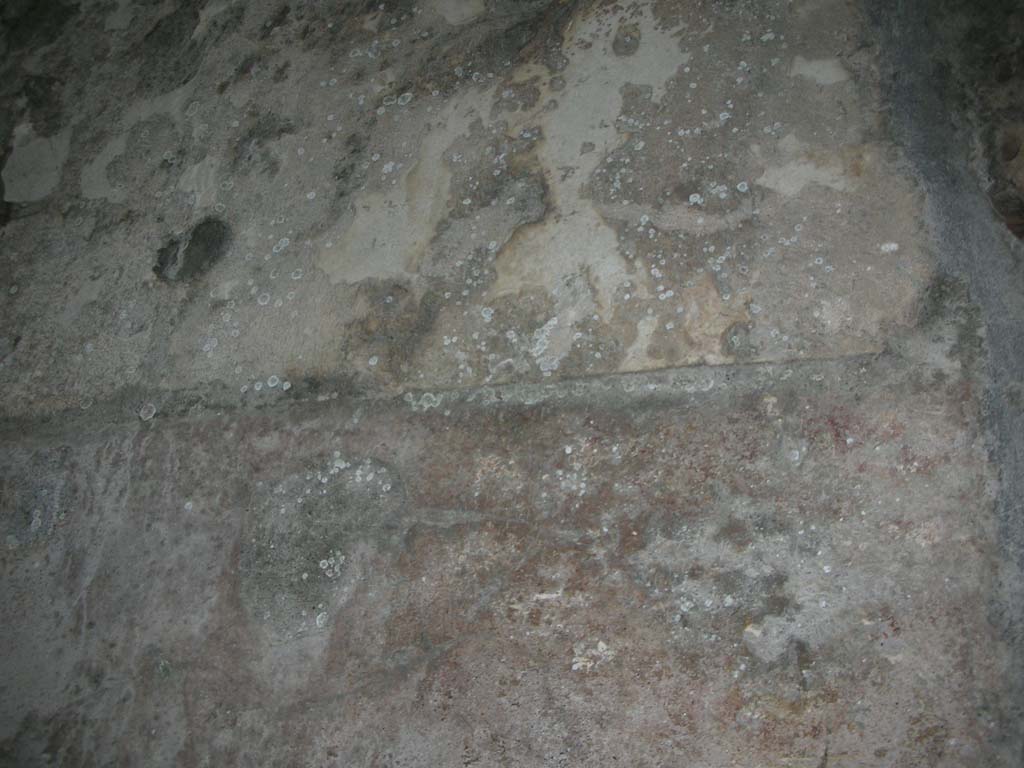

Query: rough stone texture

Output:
[1, 0, 1022, 766]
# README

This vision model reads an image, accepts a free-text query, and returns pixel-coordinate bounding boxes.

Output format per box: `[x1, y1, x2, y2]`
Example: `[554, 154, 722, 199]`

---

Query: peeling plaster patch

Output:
[178, 156, 221, 209]
[122, 83, 194, 127]
[316, 90, 490, 285]
[430, 0, 485, 26]
[81, 135, 128, 203]
[757, 158, 848, 196]
[2, 124, 71, 202]
[81, 85, 195, 204]
[675, 274, 749, 364]
[790, 56, 850, 85]
[622, 314, 660, 369]
[488, 6, 686, 372]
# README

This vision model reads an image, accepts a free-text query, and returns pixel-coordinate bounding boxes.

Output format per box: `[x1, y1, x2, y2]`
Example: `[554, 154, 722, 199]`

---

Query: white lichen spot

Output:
[571, 640, 614, 672]
[530, 316, 561, 372]
[404, 392, 443, 412]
